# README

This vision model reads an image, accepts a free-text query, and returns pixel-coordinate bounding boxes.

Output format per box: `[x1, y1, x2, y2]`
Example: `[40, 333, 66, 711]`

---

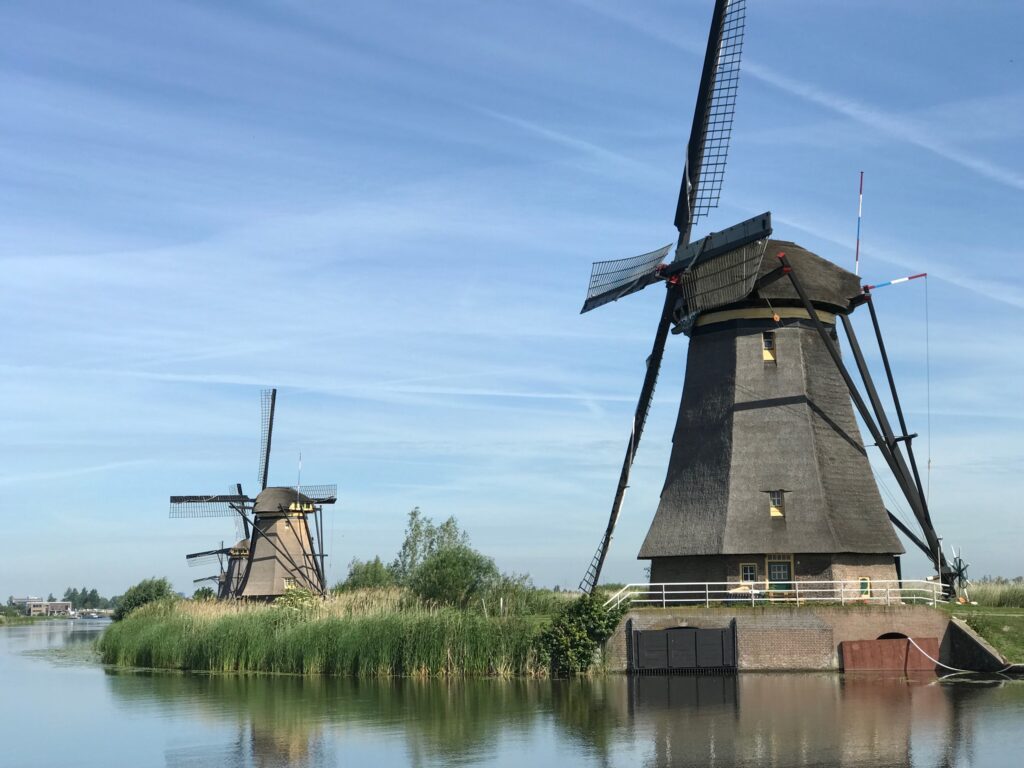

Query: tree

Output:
[47, 593, 55, 602]
[86, 589, 100, 608]
[408, 545, 499, 607]
[337, 556, 397, 591]
[192, 586, 216, 601]
[390, 507, 469, 584]
[112, 577, 174, 621]
[64, 588, 80, 609]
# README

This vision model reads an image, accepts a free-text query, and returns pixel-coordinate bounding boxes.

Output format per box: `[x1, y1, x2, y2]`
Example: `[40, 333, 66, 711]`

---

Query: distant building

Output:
[22, 601, 73, 616]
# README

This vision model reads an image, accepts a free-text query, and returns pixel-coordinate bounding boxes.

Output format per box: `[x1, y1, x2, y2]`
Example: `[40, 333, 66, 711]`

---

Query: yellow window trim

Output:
[739, 562, 758, 582]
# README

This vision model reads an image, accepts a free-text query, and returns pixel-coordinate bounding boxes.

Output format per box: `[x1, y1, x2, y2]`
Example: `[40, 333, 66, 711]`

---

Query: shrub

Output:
[112, 577, 175, 621]
[535, 595, 625, 676]
[192, 586, 216, 601]
[335, 556, 397, 592]
[409, 545, 499, 608]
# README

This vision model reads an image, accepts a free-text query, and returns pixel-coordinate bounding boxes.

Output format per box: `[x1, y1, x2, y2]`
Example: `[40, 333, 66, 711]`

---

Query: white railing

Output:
[602, 579, 947, 610]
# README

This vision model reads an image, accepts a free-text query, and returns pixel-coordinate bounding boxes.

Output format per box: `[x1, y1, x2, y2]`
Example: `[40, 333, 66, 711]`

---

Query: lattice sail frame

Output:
[688, 0, 746, 229]
[675, 237, 768, 327]
[581, 244, 672, 313]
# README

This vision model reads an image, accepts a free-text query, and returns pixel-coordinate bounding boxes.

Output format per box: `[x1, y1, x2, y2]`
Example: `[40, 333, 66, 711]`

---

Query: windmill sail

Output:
[674, 0, 747, 241]
[581, 245, 672, 314]
[579, 0, 749, 594]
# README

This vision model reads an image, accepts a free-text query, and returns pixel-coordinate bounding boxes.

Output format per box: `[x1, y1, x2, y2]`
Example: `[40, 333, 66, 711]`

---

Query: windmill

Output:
[170, 389, 336, 599]
[577, 0, 956, 596]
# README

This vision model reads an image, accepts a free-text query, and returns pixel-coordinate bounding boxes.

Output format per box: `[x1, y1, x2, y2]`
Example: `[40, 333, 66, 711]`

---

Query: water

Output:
[2, 621, 1022, 767]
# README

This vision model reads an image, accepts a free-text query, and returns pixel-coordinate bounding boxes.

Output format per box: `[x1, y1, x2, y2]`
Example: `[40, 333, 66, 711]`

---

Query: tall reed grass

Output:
[968, 581, 1024, 608]
[98, 590, 549, 677]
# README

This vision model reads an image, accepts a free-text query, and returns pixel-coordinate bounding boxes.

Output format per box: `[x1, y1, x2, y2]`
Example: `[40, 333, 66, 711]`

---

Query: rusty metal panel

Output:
[839, 638, 939, 672]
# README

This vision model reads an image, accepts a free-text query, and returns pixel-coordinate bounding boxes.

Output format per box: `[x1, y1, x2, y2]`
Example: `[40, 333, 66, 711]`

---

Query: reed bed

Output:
[97, 591, 550, 677]
[968, 582, 1024, 608]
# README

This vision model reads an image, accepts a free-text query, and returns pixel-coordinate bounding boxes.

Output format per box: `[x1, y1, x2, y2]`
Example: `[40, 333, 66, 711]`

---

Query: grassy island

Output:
[98, 588, 555, 676]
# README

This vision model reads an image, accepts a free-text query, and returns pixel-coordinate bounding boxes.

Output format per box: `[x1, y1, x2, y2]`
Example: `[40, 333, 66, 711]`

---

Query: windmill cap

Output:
[253, 487, 317, 515]
[757, 240, 862, 314]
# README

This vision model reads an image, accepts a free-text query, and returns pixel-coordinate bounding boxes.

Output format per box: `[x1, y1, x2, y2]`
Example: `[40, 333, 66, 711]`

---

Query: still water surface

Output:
[2, 621, 1022, 767]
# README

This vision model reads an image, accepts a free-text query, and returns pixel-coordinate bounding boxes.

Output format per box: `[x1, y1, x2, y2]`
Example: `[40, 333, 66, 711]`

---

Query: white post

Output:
[705, 583, 710, 607]
[841, 585, 846, 606]
[662, 584, 666, 609]
[795, 582, 800, 606]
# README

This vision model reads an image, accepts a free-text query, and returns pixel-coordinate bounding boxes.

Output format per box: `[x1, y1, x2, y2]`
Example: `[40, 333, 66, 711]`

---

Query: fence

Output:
[603, 579, 947, 610]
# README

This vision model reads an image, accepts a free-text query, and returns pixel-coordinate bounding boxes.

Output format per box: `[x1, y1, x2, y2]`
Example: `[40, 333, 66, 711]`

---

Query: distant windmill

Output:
[170, 389, 336, 599]
[577, 0, 955, 596]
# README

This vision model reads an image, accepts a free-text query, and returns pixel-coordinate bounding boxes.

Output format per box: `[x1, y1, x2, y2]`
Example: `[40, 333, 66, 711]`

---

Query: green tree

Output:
[113, 577, 174, 621]
[192, 586, 216, 601]
[336, 556, 397, 591]
[390, 507, 469, 584]
[408, 545, 499, 607]
[86, 589, 101, 608]
[47, 593, 55, 602]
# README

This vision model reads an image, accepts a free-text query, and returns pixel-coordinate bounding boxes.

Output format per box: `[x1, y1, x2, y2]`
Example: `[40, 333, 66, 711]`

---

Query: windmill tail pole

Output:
[580, 290, 676, 594]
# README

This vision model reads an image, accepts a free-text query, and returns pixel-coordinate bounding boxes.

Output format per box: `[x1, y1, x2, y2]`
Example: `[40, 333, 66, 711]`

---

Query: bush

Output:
[192, 586, 216, 601]
[335, 556, 397, 592]
[535, 595, 625, 676]
[409, 545, 499, 608]
[113, 577, 175, 621]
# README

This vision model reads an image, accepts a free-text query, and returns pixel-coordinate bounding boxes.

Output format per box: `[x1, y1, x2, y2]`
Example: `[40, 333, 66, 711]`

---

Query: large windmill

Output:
[578, 0, 955, 595]
[171, 389, 336, 599]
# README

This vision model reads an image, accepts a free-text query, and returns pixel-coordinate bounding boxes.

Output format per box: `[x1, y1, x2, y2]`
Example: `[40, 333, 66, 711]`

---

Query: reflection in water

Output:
[4, 623, 1021, 768]
[99, 668, 1024, 768]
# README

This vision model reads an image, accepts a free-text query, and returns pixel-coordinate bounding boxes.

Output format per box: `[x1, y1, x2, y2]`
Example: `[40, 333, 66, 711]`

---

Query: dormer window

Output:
[762, 331, 776, 363]
[769, 490, 785, 517]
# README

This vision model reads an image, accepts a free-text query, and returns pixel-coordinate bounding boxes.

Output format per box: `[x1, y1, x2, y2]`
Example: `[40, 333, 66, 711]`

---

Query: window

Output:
[740, 563, 757, 583]
[768, 490, 785, 517]
[858, 577, 871, 596]
[767, 560, 793, 591]
[762, 331, 776, 363]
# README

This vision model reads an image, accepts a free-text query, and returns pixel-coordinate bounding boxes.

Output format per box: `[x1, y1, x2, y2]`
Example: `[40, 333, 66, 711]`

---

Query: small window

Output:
[858, 577, 871, 596]
[762, 331, 776, 363]
[768, 490, 785, 517]
[740, 563, 757, 582]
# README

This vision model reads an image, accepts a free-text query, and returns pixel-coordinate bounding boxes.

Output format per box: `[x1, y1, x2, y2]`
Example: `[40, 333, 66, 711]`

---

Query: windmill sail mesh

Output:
[677, 238, 768, 316]
[582, 244, 672, 313]
[186, 551, 225, 568]
[169, 495, 253, 518]
[690, 0, 746, 227]
[258, 389, 273, 488]
[291, 484, 338, 504]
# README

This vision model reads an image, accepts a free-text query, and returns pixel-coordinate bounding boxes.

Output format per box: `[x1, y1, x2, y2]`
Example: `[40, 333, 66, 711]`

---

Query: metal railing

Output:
[603, 579, 947, 610]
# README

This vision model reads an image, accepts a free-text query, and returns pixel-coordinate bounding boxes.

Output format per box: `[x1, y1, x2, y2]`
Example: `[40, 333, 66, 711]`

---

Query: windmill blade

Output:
[291, 484, 338, 505]
[580, 295, 675, 593]
[169, 495, 253, 518]
[185, 548, 231, 567]
[581, 244, 672, 314]
[674, 0, 747, 242]
[258, 388, 277, 491]
[193, 575, 220, 585]
[675, 236, 769, 317]
[232, 483, 250, 540]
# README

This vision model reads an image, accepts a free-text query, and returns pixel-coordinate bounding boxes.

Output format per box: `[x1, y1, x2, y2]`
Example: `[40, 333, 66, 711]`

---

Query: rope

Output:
[906, 635, 1015, 675]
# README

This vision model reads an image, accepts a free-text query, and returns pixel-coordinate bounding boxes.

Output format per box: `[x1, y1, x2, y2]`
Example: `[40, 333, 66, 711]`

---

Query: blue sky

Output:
[2, 1, 1022, 597]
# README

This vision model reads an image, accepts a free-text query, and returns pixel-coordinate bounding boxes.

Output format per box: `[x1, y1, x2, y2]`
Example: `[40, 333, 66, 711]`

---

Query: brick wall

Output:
[602, 605, 951, 672]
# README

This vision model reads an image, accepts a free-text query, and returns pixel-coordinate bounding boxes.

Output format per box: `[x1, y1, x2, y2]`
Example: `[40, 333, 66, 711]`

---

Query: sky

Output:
[2, 1, 1022, 598]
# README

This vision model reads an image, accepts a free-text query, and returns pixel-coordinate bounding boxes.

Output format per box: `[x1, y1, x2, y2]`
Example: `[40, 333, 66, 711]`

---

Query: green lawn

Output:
[939, 604, 1024, 663]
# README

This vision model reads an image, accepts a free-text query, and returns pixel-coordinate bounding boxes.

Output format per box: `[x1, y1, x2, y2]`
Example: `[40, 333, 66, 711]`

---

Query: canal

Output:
[2, 620, 1022, 767]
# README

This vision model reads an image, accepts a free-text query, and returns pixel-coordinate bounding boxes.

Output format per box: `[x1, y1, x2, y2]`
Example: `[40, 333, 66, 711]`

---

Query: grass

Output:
[965, 581, 1024, 608]
[937, 602, 1024, 663]
[98, 588, 553, 677]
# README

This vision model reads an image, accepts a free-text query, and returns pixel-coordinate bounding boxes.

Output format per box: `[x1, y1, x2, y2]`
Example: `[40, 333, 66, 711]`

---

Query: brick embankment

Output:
[603, 605, 954, 672]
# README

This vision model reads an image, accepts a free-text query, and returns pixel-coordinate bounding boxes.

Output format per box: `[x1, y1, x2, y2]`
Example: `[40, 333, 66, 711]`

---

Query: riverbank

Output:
[97, 589, 555, 676]
[940, 604, 1024, 663]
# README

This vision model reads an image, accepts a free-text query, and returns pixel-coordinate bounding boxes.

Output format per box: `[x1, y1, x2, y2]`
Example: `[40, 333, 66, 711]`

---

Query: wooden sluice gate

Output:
[630, 620, 738, 675]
